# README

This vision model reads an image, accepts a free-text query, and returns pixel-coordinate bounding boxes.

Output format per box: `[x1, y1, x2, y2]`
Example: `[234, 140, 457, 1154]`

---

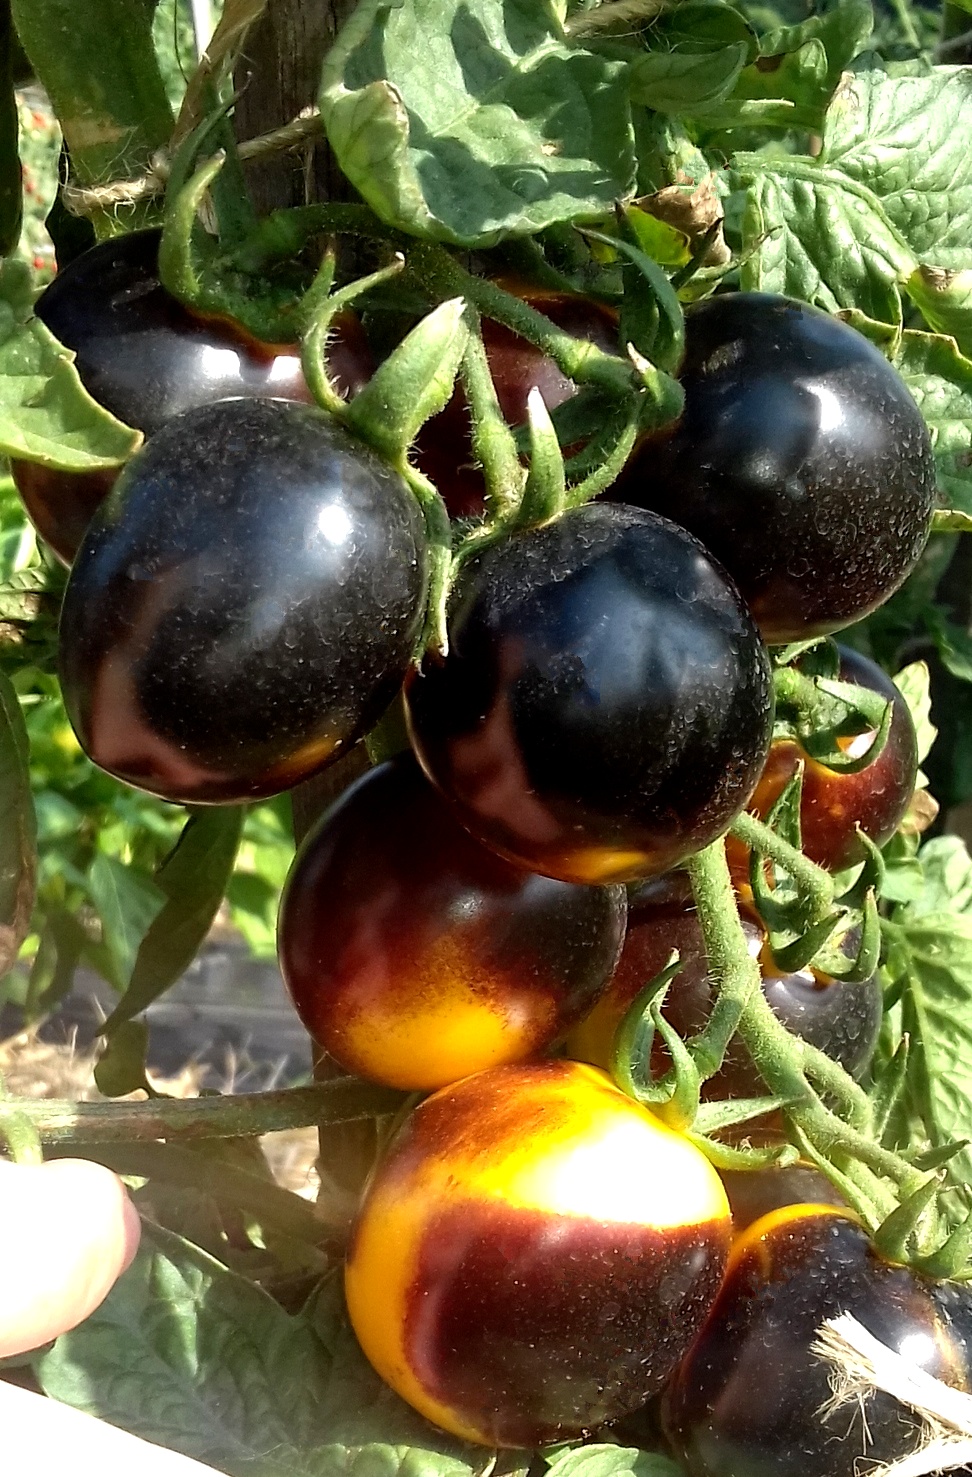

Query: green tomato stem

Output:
[0, 1078, 406, 1146]
[410, 243, 635, 402]
[685, 840, 927, 1224]
[729, 809, 836, 920]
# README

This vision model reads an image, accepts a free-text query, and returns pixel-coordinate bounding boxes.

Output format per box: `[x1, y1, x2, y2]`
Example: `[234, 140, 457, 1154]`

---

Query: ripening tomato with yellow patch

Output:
[345, 1060, 732, 1448]
[277, 758, 626, 1090]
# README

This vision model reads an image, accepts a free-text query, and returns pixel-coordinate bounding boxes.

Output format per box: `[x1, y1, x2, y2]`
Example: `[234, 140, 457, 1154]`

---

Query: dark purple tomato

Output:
[12, 228, 373, 563]
[414, 282, 619, 520]
[615, 294, 936, 644]
[58, 398, 428, 805]
[727, 646, 918, 877]
[278, 756, 626, 1090]
[565, 882, 881, 1091]
[664, 1205, 972, 1477]
[405, 504, 774, 886]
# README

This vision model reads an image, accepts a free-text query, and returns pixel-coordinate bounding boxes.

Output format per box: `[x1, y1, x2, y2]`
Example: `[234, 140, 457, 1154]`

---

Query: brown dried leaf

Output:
[174, 0, 271, 144]
[638, 175, 731, 267]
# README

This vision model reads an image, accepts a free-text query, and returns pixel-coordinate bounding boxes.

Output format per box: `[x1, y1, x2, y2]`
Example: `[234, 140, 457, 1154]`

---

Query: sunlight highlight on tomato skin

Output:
[345, 1061, 732, 1448]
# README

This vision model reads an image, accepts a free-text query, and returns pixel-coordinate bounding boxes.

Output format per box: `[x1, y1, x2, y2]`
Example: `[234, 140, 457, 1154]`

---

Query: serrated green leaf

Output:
[822, 70, 972, 272]
[732, 157, 913, 323]
[839, 313, 972, 506]
[893, 661, 936, 767]
[891, 910, 972, 1184]
[85, 852, 166, 993]
[625, 206, 691, 267]
[545, 1445, 681, 1477]
[629, 44, 747, 114]
[36, 1223, 482, 1477]
[103, 807, 245, 1033]
[0, 668, 34, 976]
[320, 0, 635, 248]
[0, 258, 142, 471]
[904, 836, 972, 917]
[758, 0, 872, 88]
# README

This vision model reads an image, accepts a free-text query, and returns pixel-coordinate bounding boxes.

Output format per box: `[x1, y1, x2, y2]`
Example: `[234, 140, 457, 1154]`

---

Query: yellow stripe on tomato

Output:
[345, 1060, 732, 1448]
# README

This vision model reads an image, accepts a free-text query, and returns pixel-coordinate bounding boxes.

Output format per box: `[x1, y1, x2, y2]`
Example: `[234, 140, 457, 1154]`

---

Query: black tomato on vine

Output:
[565, 878, 881, 1092]
[12, 228, 373, 563]
[727, 646, 919, 876]
[664, 1205, 972, 1477]
[278, 756, 626, 1090]
[405, 503, 774, 886]
[58, 398, 428, 804]
[346, 1060, 732, 1447]
[615, 293, 937, 644]
[414, 282, 618, 520]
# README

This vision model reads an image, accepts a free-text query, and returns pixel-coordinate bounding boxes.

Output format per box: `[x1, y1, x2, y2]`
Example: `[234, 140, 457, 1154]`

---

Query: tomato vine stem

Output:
[729, 809, 837, 920]
[0, 1078, 405, 1146]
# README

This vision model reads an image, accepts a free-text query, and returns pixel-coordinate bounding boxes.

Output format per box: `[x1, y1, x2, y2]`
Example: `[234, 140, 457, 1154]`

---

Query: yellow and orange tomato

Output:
[278, 758, 626, 1090]
[345, 1059, 732, 1448]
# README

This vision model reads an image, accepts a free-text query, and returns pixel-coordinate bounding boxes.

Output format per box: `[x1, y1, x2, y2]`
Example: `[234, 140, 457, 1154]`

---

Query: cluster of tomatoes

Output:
[18, 228, 962, 1474]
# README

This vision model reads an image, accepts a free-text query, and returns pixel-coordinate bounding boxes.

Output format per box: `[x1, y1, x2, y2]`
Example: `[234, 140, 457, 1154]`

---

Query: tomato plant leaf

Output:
[103, 807, 245, 1033]
[628, 44, 748, 115]
[544, 1446, 682, 1477]
[0, 258, 143, 470]
[902, 835, 972, 918]
[36, 1224, 483, 1477]
[756, 0, 873, 92]
[94, 1019, 153, 1097]
[893, 661, 936, 767]
[0, 668, 34, 977]
[731, 155, 913, 324]
[838, 313, 972, 508]
[822, 70, 972, 272]
[320, 0, 636, 248]
[889, 910, 972, 1186]
[85, 852, 166, 993]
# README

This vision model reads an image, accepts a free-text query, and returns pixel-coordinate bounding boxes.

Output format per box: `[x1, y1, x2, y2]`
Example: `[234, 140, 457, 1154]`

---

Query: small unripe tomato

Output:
[565, 881, 881, 1093]
[278, 757, 626, 1090]
[664, 1204, 972, 1477]
[345, 1060, 732, 1448]
[726, 647, 919, 877]
[414, 282, 619, 519]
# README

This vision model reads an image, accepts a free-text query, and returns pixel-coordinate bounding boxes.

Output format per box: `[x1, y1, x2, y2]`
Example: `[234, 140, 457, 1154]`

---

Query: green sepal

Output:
[907, 1140, 971, 1172]
[788, 1121, 886, 1230]
[835, 831, 886, 911]
[693, 1094, 796, 1135]
[872, 1175, 942, 1265]
[651, 998, 702, 1132]
[343, 298, 470, 465]
[159, 142, 312, 345]
[814, 889, 881, 984]
[584, 226, 684, 373]
[766, 910, 844, 975]
[912, 1206, 972, 1281]
[687, 1133, 799, 1172]
[515, 388, 566, 530]
[869, 1035, 911, 1145]
[774, 662, 893, 774]
[300, 252, 407, 421]
[610, 954, 681, 1107]
[933, 508, 972, 534]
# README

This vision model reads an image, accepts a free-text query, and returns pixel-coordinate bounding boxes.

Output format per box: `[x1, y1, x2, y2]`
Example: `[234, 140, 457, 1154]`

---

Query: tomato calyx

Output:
[773, 640, 895, 774]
